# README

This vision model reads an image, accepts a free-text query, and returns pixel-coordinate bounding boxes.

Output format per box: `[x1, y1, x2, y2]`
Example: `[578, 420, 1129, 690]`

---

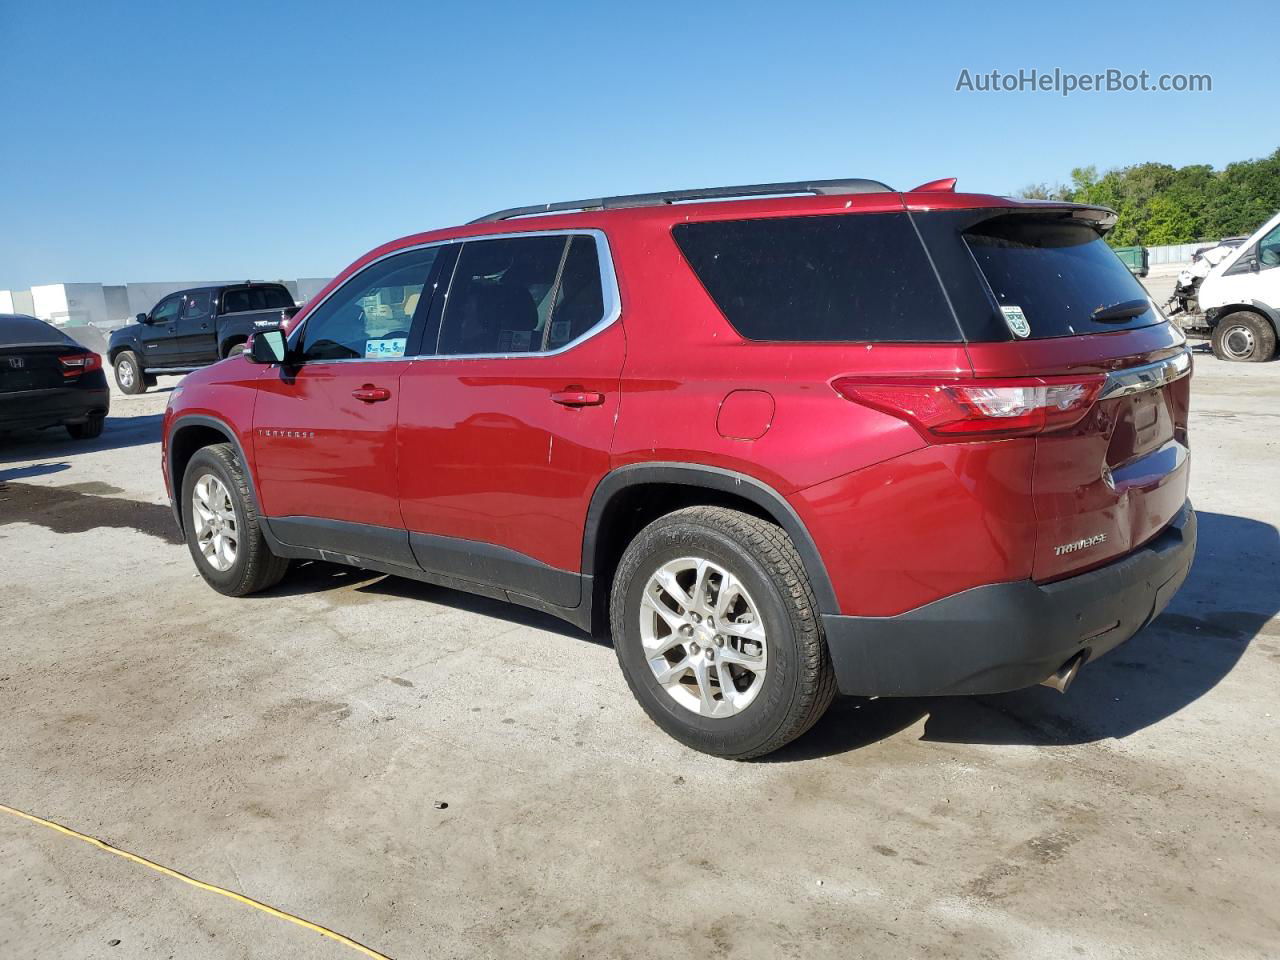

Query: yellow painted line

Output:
[0, 802, 393, 960]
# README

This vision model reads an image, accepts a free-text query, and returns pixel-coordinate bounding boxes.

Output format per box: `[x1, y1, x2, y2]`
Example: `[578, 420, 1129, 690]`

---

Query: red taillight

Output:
[832, 375, 1105, 442]
[60, 353, 102, 377]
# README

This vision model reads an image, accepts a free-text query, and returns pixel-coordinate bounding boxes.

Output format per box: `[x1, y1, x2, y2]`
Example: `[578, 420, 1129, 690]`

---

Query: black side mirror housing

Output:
[245, 326, 289, 364]
[136, 312, 150, 325]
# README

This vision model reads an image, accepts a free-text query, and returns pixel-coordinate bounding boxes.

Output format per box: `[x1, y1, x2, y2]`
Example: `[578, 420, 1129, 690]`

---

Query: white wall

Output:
[30, 284, 70, 323]
[293, 277, 333, 305]
[29, 283, 114, 327]
[103, 285, 130, 323]
[64, 283, 111, 326]
[2, 289, 51, 316]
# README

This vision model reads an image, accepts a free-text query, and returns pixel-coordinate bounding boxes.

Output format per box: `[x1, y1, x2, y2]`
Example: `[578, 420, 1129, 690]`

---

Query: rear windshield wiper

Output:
[1091, 298, 1150, 323]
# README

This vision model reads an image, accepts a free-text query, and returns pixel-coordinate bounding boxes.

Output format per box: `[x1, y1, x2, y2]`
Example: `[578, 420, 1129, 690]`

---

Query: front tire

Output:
[1211, 312, 1277, 362]
[610, 506, 836, 759]
[182, 444, 289, 596]
[113, 350, 147, 394]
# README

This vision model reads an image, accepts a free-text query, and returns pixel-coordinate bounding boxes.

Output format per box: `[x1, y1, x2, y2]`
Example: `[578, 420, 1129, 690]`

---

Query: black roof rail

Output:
[469, 178, 895, 224]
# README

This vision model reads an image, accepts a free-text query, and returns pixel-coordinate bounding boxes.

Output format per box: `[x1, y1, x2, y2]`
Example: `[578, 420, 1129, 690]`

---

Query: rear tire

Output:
[182, 443, 289, 596]
[610, 506, 836, 759]
[225, 342, 247, 358]
[1211, 312, 1277, 362]
[66, 414, 105, 440]
[113, 350, 147, 394]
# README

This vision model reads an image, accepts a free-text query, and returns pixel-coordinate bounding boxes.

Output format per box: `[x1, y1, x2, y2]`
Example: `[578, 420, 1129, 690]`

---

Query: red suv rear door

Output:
[395, 231, 624, 607]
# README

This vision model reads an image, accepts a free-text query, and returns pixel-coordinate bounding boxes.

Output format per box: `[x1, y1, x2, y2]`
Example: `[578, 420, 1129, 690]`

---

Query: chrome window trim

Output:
[1097, 348, 1191, 401]
[287, 228, 621, 362]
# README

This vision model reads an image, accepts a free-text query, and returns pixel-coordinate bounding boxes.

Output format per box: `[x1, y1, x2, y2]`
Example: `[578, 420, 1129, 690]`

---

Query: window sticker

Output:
[365, 337, 407, 358]
[549, 320, 571, 344]
[1000, 305, 1031, 339]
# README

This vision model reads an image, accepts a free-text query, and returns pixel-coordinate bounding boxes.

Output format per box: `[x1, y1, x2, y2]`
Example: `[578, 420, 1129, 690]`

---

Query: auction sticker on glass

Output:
[366, 338, 406, 358]
[1000, 305, 1031, 338]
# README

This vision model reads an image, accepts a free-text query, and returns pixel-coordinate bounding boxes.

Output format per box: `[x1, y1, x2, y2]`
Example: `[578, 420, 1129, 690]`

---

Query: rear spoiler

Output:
[996, 200, 1118, 234]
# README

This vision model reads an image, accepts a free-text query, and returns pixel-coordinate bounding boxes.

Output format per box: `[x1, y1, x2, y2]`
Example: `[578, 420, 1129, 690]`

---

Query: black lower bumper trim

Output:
[822, 502, 1197, 697]
[0, 387, 109, 431]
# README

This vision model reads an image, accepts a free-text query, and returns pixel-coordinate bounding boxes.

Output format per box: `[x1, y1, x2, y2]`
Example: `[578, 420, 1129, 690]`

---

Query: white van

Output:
[1199, 210, 1280, 361]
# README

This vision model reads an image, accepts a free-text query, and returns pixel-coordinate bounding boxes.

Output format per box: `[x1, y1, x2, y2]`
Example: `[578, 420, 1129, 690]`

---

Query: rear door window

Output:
[963, 216, 1161, 338]
[435, 234, 607, 355]
[181, 290, 211, 321]
[672, 213, 960, 342]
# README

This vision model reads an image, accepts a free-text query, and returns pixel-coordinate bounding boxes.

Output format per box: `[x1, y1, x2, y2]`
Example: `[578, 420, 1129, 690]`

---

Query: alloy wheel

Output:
[191, 474, 239, 572]
[639, 557, 768, 718]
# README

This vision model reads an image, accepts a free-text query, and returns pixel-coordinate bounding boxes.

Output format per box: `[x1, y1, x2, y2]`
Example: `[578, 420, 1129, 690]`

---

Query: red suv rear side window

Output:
[672, 213, 960, 343]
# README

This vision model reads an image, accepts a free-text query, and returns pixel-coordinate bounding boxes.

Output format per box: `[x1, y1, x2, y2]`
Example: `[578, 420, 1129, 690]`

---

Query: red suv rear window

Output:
[963, 215, 1161, 340]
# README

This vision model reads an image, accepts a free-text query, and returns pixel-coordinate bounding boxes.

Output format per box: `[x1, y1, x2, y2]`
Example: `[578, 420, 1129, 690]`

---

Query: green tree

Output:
[1062, 149, 1280, 247]
[1013, 182, 1072, 201]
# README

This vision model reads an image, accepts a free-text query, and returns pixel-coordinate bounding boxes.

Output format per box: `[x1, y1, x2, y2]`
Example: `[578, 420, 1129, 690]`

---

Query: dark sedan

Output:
[1, 314, 110, 439]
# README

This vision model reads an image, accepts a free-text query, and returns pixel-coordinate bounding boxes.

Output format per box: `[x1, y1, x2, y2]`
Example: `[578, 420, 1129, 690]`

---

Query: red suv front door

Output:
[251, 246, 444, 566]
[395, 232, 624, 607]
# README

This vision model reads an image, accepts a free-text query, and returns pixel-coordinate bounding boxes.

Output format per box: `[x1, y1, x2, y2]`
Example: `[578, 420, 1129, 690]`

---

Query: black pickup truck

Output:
[107, 283, 296, 394]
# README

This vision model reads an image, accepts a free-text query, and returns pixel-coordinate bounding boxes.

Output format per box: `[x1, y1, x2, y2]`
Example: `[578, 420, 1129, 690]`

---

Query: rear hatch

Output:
[916, 207, 1192, 581]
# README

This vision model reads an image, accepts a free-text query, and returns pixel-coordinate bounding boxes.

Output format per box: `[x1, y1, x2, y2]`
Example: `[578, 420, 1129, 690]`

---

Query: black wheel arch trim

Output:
[1208, 302, 1280, 332]
[581, 462, 839, 614]
[167, 413, 266, 537]
[110, 342, 143, 366]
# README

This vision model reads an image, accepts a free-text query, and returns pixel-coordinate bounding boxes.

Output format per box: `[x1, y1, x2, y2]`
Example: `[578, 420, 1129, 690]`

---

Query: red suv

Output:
[163, 178, 1195, 758]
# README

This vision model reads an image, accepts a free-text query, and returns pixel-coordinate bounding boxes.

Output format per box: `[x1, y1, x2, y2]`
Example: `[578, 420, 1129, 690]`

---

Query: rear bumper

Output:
[822, 501, 1197, 696]
[0, 385, 110, 431]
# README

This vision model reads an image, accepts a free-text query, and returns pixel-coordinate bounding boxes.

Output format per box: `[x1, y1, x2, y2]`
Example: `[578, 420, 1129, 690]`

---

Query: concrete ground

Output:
[2, 353, 1278, 960]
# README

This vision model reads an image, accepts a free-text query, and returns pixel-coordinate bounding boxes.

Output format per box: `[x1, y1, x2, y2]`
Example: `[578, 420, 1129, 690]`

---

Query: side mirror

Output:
[281, 305, 301, 321]
[136, 312, 150, 325]
[245, 327, 288, 364]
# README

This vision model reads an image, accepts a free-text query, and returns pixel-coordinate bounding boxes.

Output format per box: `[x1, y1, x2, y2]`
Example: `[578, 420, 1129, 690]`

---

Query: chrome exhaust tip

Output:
[1039, 652, 1086, 694]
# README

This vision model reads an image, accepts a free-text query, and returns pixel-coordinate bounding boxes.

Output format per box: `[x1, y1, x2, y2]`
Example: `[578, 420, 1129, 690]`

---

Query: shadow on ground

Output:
[0, 479, 182, 544]
[256, 559, 592, 641]
[0, 412, 165, 465]
[5, 478, 1270, 760]
[768, 510, 1279, 761]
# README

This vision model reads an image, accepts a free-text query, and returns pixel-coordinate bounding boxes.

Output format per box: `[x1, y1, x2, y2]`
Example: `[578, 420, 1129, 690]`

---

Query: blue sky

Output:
[0, 0, 1272, 290]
